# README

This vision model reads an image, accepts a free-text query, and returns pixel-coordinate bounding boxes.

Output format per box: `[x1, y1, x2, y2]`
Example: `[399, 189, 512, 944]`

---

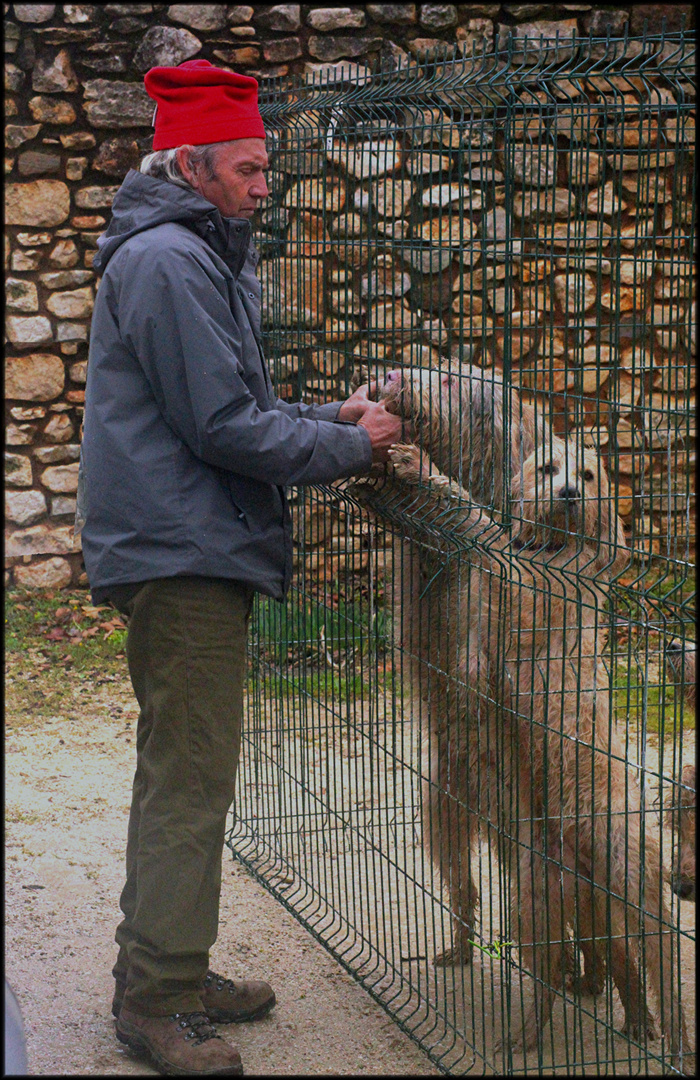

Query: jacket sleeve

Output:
[114, 239, 372, 486]
[274, 399, 344, 422]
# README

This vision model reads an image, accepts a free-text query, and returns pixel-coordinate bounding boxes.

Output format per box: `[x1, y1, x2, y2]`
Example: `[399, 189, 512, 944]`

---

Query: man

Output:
[79, 59, 403, 1076]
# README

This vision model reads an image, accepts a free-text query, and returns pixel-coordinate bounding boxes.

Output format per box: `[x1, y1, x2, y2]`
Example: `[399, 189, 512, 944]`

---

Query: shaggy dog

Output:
[350, 367, 693, 1069]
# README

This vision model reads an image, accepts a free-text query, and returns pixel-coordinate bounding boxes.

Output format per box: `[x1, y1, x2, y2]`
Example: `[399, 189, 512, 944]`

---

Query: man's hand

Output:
[356, 401, 405, 464]
[336, 382, 379, 423]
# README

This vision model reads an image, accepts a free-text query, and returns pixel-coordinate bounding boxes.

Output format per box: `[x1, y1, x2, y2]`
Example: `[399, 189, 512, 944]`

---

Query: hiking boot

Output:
[116, 1008, 243, 1076]
[112, 969, 275, 1024]
[202, 970, 276, 1024]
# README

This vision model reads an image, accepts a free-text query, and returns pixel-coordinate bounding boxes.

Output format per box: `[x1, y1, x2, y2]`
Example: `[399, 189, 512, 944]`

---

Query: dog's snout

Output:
[558, 484, 581, 501]
[671, 875, 695, 901]
[385, 369, 402, 384]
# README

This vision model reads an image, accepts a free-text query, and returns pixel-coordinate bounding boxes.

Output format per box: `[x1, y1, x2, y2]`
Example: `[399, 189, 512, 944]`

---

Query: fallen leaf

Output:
[81, 605, 109, 619]
[46, 628, 66, 641]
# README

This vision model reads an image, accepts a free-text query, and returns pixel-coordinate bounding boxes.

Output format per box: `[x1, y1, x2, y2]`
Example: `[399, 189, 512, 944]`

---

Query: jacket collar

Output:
[191, 210, 251, 278]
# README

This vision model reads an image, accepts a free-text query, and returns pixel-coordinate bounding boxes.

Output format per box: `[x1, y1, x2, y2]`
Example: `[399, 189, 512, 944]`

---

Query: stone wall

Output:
[4, 3, 696, 589]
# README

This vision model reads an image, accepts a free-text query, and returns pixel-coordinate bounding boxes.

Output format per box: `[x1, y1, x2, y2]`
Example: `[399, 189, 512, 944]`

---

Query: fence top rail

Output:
[257, 31, 696, 118]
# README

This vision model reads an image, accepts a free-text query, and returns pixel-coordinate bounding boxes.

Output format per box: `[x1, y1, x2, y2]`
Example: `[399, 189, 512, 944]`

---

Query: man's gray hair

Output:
[139, 143, 225, 190]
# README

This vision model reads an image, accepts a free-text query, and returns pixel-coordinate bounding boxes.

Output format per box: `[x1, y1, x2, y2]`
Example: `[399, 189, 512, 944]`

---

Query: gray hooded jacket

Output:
[79, 169, 372, 602]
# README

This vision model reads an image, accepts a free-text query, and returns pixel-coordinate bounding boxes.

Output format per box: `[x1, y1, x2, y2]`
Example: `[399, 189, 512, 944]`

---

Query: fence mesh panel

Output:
[227, 30, 695, 1075]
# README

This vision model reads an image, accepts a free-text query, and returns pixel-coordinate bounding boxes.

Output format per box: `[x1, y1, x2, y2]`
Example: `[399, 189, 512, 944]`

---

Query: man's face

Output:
[178, 138, 269, 219]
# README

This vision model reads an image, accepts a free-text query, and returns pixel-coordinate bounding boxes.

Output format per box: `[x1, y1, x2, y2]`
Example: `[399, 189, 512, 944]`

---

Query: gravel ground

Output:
[5, 670, 438, 1077]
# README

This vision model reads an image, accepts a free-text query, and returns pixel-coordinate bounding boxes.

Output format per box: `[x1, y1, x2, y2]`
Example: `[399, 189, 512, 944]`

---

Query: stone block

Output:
[51, 496, 78, 516]
[82, 79, 155, 127]
[5, 180, 70, 226]
[49, 239, 79, 266]
[212, 46, 261, 65]
[28, 96, 76, 124]
[308, 34, 382, 62]
[307, 8, 366, 31]
[263, 38, 302, 63]
[5, 490, 47, 526]
[511, 144, 558, 187]
[75, 185, 120, 209]
[14, 4, 56, 21]
[63, 6, 98, 24]
[46, 287, 94, 319]
[14, 556, 73, 589]
[628, 4, 693, 33]
[44, 414, 75, 443]
[133, 25, 202, 70]
[40, 463, 80, 493]
[59, 131, 96, 149]
[5, 423, 35, 446]
[69, 361, 88, 384]
[5, 124, 43, 150]
[17, 150, 61, 176]
[366, 4, 417, 23]
[32, 49, 79, 94]
[285, 212, 331, 257]
[6, 279, 39, 312]
[5, 452, 34, 488]
[257, 5, 301, 31]
[259, 258, 324, 328]
[552, 272, 597, 314]
[227, 6, 254, 22]
[11, 250, 41, 273]
[34, 444, 81, 464]
[420, 4, 458, 30]
[56, 322, 89, 342]
[284, 178, 345, 212]
[5, 353, 64, 401]
[5, 522, 81, 556]
[167, 5, 228, 31]
[6, 316, 53, 346]
[328, 139, 402, 180]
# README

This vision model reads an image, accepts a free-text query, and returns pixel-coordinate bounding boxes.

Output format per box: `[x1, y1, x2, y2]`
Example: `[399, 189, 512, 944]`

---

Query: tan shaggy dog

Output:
[350, 366, 693, 1070]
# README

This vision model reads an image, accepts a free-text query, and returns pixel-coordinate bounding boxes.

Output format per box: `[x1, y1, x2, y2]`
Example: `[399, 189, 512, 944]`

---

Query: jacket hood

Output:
[93, 169, 250, 274]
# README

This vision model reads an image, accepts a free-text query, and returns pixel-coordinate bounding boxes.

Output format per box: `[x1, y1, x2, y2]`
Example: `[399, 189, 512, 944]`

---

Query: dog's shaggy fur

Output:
[670, 763, 696, 903]
[350, 367, 693, 1069]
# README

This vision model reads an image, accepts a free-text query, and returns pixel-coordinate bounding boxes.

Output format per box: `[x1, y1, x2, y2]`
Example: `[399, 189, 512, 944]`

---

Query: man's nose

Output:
[251, 175, 269, 199]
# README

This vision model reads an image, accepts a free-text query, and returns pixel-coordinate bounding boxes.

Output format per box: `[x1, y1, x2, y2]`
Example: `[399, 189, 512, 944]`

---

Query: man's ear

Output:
[176, 145, 197, 187]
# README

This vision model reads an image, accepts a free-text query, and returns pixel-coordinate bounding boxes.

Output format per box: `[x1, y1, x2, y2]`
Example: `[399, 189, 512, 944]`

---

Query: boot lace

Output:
[204, 969, 237, 995]
[171, 1011, 219, 1045]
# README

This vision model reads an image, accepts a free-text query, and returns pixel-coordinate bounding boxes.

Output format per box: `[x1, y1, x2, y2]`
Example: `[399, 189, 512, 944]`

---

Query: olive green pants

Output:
[109, 576, 253, 1017]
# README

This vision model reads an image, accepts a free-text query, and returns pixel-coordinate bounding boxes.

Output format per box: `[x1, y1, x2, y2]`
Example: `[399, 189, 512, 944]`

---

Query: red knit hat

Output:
[144, 59, 266, 151]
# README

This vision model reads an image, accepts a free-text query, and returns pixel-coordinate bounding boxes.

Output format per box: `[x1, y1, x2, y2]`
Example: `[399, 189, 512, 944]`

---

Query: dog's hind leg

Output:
[603, 819, 692, 1071]
[425, 772, 479, 967]
[562, 865, 607, 998]
[501, 846, 564, 1053]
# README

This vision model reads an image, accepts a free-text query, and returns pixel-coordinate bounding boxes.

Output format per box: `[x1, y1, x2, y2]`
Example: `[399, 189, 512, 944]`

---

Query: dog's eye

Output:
[540, 463, 553, 476]
[583, 469, 594, 481]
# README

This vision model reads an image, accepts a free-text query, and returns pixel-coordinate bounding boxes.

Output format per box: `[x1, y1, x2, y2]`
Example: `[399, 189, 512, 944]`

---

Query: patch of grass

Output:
[5, 586, 131, 731]
[613, 660, 695, 735]
[5, 586, 128, 674]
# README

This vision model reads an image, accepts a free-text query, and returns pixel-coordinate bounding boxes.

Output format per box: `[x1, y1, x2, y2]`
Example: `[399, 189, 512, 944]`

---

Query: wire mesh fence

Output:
[227, 29, 696, 1075]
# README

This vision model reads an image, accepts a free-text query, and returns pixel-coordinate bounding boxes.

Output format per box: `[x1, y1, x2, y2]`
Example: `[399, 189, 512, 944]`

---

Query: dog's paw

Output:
[621, 1009, 658, 1043]
[566, 967, 607, 998]
[388, 443, 425, 483]
[432, 943, 473, 968]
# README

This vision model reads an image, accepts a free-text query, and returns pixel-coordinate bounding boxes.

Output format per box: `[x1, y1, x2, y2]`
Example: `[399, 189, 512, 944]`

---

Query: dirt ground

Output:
[5, 591, 695, 1076]
[4, 661, 438, 1077]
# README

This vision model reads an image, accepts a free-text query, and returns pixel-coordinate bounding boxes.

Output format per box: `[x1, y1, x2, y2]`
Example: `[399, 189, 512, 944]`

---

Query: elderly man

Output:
[79, 60, 402, 1076]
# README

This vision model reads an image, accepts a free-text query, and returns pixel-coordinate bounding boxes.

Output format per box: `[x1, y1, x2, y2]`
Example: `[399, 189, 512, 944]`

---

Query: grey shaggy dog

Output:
[350, 366, 693, 1070]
